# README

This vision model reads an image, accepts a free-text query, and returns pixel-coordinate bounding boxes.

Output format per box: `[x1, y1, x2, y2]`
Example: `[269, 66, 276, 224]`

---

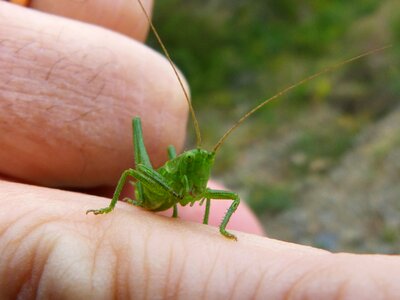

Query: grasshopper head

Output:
[181, 149, 215, 194]
[184, 148, 215, 174]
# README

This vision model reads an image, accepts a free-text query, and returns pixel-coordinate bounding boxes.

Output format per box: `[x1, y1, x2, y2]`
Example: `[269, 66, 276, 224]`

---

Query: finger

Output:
[29, 0, 152, 41]
[0, 3, 188, 187]
[1, 180, 400, 299]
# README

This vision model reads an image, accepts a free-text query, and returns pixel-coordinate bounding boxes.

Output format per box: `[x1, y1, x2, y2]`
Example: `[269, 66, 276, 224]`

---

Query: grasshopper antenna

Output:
[212, 45, 391, 153]
[136, 0, 202, 148]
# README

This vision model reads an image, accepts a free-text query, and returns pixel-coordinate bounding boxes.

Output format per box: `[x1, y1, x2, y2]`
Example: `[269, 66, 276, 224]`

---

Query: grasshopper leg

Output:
[167, 145, 177, 159]
[172, 205, 178, 218]
[168, 145, 179, 218]
[121, 180, 143, 206]
[203, 199, 211, 224]
[122, 197, 136, 205]
[86, 169, 141, 215]
[133, 117, 152, 168]
[134, 181, 144, 206]
[86, 167, 179, 215]
[122, 196, 142, 207]
[87, 119, 182, 216]
[204, 189, 240, 241]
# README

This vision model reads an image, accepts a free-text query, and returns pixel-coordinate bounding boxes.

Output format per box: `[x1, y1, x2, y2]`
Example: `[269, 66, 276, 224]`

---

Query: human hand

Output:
[1, 1, 399, 299]
[0, 0, 262, 232]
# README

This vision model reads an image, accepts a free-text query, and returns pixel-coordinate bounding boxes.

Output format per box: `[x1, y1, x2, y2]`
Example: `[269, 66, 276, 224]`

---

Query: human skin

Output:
[0, 0, 399, 299]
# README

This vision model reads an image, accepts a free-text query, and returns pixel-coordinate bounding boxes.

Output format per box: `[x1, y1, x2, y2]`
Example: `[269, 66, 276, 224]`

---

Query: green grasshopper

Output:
[86, 0, 389, 240]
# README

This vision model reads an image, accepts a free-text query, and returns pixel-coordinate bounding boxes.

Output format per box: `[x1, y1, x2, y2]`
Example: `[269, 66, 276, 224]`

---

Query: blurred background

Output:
[147, 0, 400, 253]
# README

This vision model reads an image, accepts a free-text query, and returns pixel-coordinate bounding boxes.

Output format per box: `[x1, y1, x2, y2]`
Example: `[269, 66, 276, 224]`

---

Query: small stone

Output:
[291, 152, 307, 166]
[309, 158, 330, 173]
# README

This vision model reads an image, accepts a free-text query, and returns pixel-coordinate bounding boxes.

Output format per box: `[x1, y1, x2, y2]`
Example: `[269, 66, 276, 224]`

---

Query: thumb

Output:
[0, 3, 187, 187]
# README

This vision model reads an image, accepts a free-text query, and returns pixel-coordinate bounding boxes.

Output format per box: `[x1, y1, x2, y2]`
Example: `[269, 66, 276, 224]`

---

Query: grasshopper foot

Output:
[122, 197, 143, 207]
[220, 229, 238, 241]
[86, 207, 113, 215]
[122, 197, 135, 205]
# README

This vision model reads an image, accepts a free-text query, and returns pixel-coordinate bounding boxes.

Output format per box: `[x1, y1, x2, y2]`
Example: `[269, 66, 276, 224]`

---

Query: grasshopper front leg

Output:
[202, 199, 211, 225]
[204, 189, 240, 240]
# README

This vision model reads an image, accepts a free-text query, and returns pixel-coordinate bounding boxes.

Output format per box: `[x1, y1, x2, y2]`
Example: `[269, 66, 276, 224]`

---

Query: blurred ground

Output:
[264, 105, 400, 253]
[148, 0, 400, 253]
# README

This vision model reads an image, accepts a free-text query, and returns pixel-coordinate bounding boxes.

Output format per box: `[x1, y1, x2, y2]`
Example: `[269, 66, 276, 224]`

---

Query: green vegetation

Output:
[248, 183, 294, 215]
[287, 116, 362, 176]
[381, 226, 398, 245]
